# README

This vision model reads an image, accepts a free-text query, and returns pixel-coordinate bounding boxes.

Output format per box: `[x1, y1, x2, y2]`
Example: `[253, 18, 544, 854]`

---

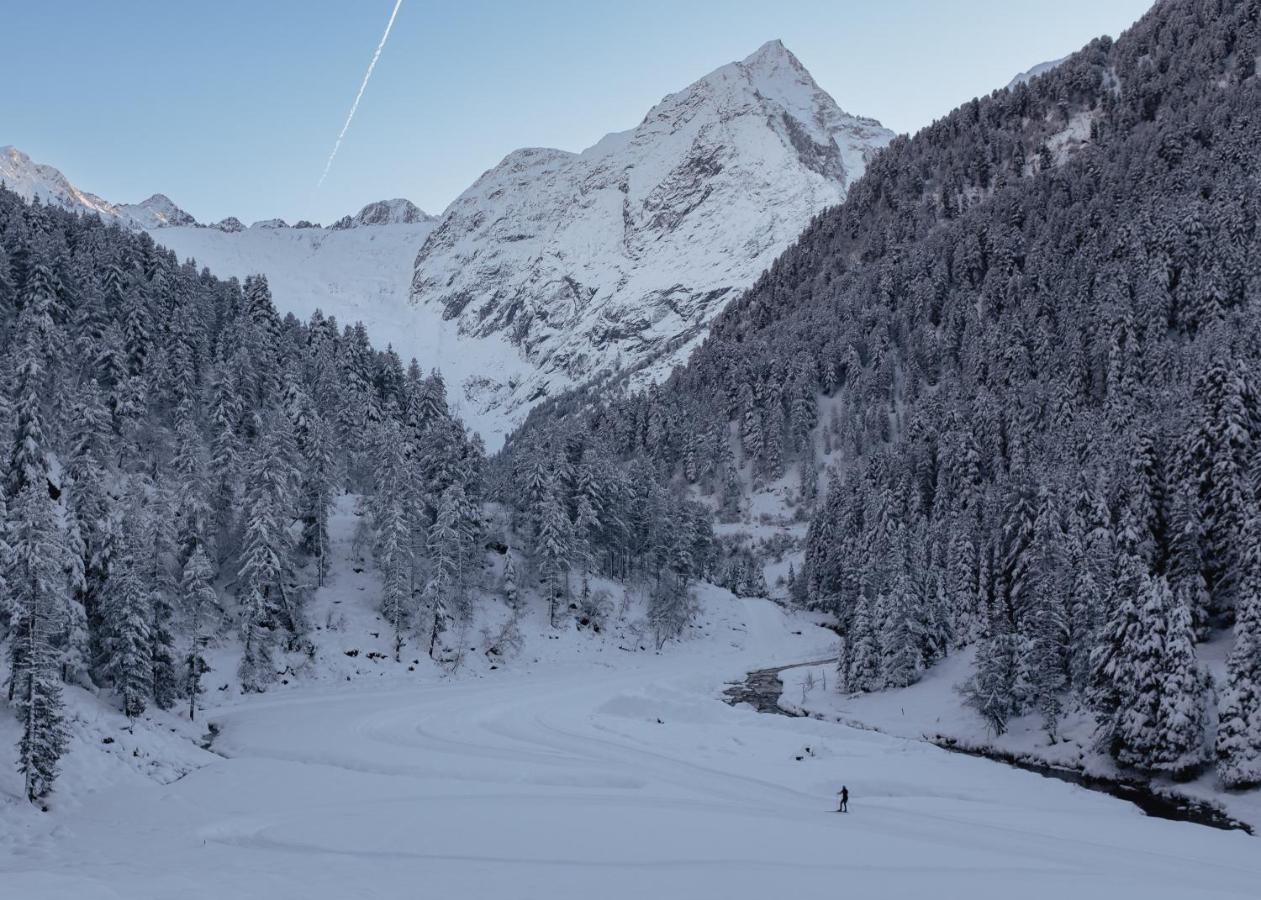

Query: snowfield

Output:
[150, 222, 533, 446]
[2, 591, 1258, 899]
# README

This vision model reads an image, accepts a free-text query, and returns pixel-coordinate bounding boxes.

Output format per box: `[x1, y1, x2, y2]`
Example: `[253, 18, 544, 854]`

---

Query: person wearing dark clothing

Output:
[838, 786, 849, 813]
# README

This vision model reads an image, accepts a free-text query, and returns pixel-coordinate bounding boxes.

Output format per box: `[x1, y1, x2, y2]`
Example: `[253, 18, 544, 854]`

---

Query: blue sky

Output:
[4, 0, 1153, 225]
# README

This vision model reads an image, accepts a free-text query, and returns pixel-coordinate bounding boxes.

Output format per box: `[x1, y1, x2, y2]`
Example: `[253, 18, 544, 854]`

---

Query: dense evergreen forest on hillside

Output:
[0, 190, 707, 803]
[508, 0, 1261, 785]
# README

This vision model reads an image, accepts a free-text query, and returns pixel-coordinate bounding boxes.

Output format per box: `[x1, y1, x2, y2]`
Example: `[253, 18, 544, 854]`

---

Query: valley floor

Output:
[780, 646, 1261, 833]
[2, 595, 1258, 899]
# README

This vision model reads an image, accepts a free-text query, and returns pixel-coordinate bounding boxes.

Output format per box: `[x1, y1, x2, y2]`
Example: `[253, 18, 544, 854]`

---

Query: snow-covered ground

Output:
[781, 646, 1261, 834]
[4, 593, 1259, 897]
[2, 499, 1257, 898]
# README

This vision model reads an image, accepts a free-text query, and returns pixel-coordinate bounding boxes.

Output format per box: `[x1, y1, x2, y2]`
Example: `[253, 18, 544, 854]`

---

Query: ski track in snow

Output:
[2, 597, 1258, 899]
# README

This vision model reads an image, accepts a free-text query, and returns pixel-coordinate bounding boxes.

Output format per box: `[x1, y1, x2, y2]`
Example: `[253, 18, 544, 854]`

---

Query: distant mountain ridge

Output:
[0, 145, 198, 230]
[0, 145, 428, 233]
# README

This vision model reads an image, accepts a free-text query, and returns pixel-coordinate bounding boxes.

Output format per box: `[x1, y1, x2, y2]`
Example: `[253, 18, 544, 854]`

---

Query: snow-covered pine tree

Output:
[1168, 486, 1212, 639]
[571, 463, 602, 556]
[1185, 353, 1253, 623]
[102, 497, 154, 718]
[880, 553, 926, 689]
[1153, 577, 1209, 777]
[1089, 517, 1147, 747]
[6, 268, 56, 500]
[181, 545, 218, 721]
[522, 456, 551, 550]
[298, 412, 337, 587]
[64, 381, 114, 674]
[1217, 532, 1261, 787]
[6, 481, 70, 804]
[535, 479, 571, 627]
[372, 423, 415, 660]
[841, 595, 882, 693]
[502, 548, 521, 611]
[236, 420, 300, 692]
[207, 359, 243, 565]
[170, 397, 212, 566]
[143, 491, 180, 710]
[1025, 486, 1070, 737]
[1114, 573, 1208, 775]
[423, 484, 464, 658]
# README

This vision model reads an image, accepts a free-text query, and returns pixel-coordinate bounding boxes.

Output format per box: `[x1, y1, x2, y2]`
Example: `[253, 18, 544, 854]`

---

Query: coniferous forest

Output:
[508, 0, 1261, 786]
[0, 191, 708, 802]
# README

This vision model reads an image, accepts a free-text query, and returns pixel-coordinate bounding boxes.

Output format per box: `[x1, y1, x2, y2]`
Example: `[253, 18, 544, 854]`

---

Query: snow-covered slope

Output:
[4, 585, 1257, 898]
[410, 40, 894, 419]
[0, 145, 196, 229]
[153, 220, 531, 445]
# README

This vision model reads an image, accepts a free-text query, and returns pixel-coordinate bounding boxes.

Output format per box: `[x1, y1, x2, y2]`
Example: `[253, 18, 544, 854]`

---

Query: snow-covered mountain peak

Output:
[0, 145, 196, 228]
[118, 193, 196, 228]
[332, 197, 434, 230]
[702, 39, 824, 117]
[2, 144, 121, 221]
[410, 41, 894, 423]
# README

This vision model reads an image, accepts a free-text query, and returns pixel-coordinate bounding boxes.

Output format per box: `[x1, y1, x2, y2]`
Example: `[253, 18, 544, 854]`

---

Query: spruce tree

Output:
[880, 566, 926, 689]
[298, 413, 337, 586]
[502, 549, 521, 611]
[1153, 581, 1209, 777]
[237, 421, 299, 692]
[181, 546, 218, 721]
[967, 631, 1022, 735]
[536, 481, 571, 627]
[423, 485, 463, 658]
[841, 596, 882, 693]
[373, 425, 415, 659]
[1114, 573, 1208, 775]
[7, 482, 70, 804]
[1217, 538, 1261, 787]
[102, 500, 154, 719]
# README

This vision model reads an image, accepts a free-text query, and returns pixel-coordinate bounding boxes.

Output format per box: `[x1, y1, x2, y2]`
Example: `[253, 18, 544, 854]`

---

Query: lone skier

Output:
[837, 785, 849, 813]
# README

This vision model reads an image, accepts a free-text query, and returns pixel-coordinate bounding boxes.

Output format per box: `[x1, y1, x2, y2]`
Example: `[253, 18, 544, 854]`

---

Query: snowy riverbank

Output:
[779, 649, 1261, 835]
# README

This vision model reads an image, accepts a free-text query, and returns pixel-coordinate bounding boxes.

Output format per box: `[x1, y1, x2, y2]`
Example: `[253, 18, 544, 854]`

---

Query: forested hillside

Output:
[507, 0, 1261, 786]
[0, 190, 708, 804]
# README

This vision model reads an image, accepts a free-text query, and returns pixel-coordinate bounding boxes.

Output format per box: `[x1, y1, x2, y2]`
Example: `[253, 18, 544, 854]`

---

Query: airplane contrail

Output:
[317, 0, 404, 188]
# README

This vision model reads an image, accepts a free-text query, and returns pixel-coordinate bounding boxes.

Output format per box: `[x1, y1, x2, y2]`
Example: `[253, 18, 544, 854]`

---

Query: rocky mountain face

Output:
[409, 40, 893, 414]
[1, 144, 432, 235]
